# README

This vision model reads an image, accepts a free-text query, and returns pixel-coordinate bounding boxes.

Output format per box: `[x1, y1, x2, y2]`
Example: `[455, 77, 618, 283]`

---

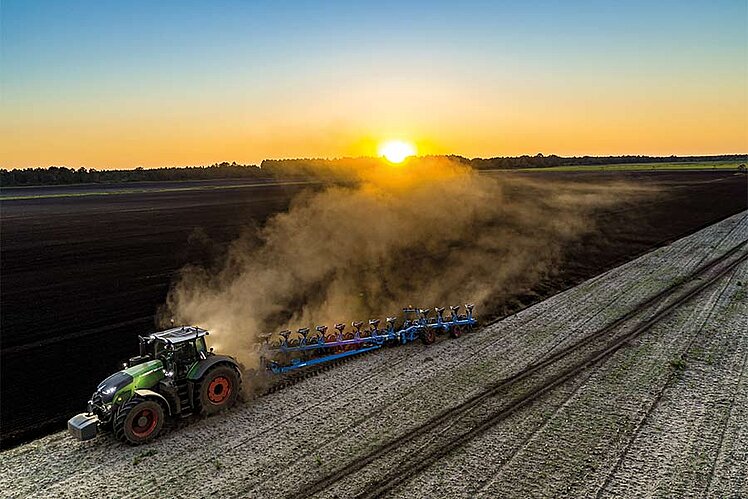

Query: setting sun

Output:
[378, 140, 416, 163]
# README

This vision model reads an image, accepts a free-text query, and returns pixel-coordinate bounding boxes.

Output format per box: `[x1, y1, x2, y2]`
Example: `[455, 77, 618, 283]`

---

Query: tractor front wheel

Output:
[113, 396, 165, 445]
[197, 365, 240, 416]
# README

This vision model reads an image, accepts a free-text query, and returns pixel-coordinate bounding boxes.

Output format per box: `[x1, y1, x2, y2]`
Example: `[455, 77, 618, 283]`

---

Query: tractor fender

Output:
[134, 389, 173, 415]
[188, 354, 242, 382]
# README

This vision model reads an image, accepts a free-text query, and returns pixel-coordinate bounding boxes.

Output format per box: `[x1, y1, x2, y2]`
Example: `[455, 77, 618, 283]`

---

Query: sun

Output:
[378, 140, 416, 163]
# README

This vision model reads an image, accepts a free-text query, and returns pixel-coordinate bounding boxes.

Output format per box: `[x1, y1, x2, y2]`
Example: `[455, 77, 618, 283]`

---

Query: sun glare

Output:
[378, 140, 416, 163]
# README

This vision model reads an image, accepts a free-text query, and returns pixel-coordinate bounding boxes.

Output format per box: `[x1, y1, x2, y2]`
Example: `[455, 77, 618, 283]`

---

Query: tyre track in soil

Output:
[583, 256, 748, 499]
[467, 368, 602, 496]
[592, 267, 740, 498]
[700, 328, 748, 497]
[465, 236, 748, 499]
[438, 363, 600, 497]
[287, 241, 748, 499]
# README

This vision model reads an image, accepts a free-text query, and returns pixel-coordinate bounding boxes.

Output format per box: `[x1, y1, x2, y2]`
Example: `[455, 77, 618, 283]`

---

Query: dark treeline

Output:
[0, 162, 268, 187]
[2, 155, 746, 187]
[466, 153, 747, 170]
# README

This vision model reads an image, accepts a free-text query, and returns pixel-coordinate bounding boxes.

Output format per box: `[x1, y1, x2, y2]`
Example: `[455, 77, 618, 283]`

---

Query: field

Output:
[1, 206, 746, 498]
[1, 170, 746, 450]
[511, 161, 746, 172]
[0, 178, 316, 201]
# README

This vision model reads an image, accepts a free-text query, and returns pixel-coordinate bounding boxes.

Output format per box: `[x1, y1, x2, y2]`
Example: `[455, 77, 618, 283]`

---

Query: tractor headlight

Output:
[101, 386, 117, 396]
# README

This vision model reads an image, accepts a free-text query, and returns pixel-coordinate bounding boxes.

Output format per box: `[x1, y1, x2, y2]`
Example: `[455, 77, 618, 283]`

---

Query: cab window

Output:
[153, 340, 167, 359]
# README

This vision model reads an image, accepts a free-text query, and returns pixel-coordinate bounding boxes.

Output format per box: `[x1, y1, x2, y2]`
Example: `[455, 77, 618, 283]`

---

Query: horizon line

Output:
[2, 152, 747, 171]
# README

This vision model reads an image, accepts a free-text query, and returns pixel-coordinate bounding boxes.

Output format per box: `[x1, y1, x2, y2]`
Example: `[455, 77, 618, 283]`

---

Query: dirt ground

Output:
[1, 210, 745, 498]
[2, 171, 746, 447]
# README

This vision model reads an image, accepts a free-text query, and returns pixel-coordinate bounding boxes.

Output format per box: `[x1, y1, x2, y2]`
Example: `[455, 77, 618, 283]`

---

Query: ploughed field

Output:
[0, 171, 746, 449]
[1, 205, 746, 498]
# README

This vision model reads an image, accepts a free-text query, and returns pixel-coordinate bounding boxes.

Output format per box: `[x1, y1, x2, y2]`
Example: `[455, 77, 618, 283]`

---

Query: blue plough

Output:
[263, 305, 477, 374]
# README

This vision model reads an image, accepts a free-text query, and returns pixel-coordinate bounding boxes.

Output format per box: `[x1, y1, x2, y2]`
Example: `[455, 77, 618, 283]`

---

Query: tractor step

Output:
[176, 381, 192, 414]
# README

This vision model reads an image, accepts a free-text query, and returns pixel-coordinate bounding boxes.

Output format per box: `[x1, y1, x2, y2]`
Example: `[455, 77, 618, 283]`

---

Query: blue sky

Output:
[1, 0, 746, 167]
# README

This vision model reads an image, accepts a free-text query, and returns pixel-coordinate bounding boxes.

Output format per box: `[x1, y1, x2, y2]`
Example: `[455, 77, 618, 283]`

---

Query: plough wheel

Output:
[450, 325, 464, 339]
[421, 328, 436, 345]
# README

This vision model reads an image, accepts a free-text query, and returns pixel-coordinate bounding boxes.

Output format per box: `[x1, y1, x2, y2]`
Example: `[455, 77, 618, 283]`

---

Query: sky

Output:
[1, 0, 746, 169]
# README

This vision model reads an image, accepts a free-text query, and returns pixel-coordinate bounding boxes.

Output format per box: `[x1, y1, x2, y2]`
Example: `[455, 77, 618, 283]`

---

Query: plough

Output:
[262, 304, 477, 374]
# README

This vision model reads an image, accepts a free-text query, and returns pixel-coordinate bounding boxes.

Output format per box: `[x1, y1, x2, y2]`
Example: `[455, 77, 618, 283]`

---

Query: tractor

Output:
[68, 326, 242, 445]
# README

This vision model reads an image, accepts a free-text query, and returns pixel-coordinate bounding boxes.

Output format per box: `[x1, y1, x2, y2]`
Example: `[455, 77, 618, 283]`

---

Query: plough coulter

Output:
[68, 305, 476, 445]
[262, 304, 477, 374]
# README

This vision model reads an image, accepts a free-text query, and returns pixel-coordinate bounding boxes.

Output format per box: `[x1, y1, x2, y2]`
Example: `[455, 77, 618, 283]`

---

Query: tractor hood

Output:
[96, 360, 164, 403]
[122, 359, 164, 378]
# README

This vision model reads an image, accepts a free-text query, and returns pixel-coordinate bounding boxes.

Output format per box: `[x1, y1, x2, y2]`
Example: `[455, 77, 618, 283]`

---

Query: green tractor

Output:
[68, 326, 242, 444]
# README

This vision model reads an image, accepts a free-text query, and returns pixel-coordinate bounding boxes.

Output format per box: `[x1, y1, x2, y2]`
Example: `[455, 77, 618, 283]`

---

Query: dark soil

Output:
[1, 171, 745, 448]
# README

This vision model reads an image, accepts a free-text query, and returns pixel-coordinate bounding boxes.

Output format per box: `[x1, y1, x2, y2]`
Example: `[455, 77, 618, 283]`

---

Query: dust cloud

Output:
[161, 157, 645, 367]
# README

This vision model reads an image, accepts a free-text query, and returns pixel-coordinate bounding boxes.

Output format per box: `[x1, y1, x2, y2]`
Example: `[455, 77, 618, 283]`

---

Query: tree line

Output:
[0, 162, 269, 187]
[2, 155, 746, 187]
[466, 153, 747, 170]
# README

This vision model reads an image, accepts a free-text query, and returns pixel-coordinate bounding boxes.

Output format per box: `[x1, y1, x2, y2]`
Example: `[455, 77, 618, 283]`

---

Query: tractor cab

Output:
[130, 326, 211, 377]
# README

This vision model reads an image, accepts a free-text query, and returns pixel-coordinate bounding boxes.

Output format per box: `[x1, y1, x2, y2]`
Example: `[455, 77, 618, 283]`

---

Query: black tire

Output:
[113, 396, 165, 445]
[421, 328, 436, 345]
[196, 365, 240, 416]
[98, 415, 114, 433]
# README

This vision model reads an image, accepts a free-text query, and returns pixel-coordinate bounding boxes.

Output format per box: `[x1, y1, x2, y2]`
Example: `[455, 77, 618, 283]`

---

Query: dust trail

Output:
[161, 157, 647, 367]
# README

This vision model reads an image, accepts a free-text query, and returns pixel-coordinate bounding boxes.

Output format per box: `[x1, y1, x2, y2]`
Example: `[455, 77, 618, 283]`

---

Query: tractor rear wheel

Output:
[421, 328, 436, 345]
[113, 396, 165, 445]
[196, 365, 240, 416]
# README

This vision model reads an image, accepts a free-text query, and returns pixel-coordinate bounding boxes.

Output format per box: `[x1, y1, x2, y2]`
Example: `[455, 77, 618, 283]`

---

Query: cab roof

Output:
[148, 326, 209, 344]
